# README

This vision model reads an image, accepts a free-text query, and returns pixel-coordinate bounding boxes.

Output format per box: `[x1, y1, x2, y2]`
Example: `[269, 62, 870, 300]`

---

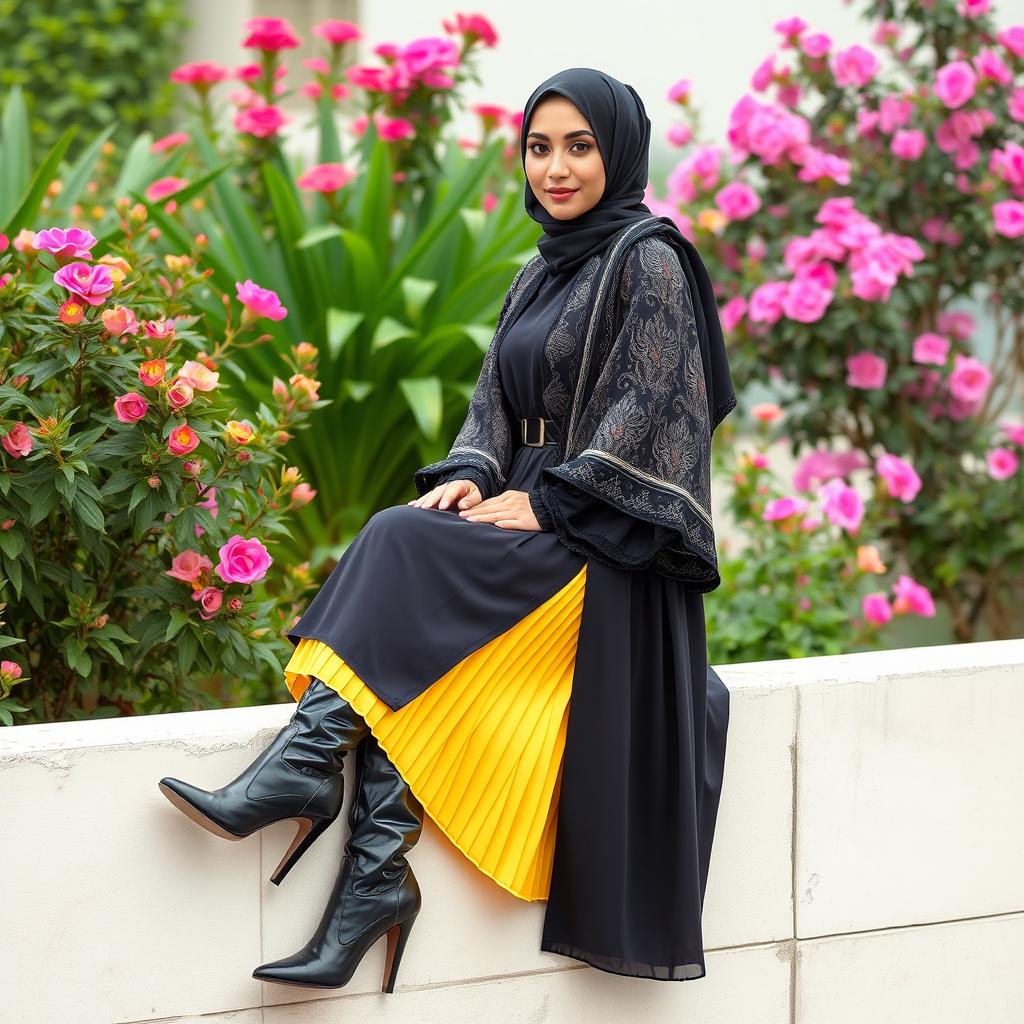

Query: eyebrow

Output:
[526, 130, 596, 141]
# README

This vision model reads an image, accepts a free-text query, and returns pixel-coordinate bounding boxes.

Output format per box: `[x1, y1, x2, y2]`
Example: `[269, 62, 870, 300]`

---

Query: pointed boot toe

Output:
[250, 733, 425, 993]
[158, 777, 246, 841]
[252, 952, 335, 988]
[157, 680, 371, 884]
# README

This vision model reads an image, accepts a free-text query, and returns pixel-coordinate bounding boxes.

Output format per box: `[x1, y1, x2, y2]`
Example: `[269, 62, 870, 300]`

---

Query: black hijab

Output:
[520, 67, 653, 276]
[519, 66, 738, 432]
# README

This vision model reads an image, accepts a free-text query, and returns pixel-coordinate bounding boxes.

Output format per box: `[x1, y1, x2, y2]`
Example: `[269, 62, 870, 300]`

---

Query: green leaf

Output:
[128, 478, 156, 513]
[2, 123, 78, 236]
[401, 276, 438, 323]
[325, 308, 363, 360]
[74, 493, 106, 533]
[177, 628, 197, 677]
[165, 610, 190, 643]
[343, 380, 375, 402]
[28, 485, 59, 527]
[0, 530, 24, 559]
[371, 316, 414, 352]
[398, 377, 443, 440]
[295, 223, 344, 249]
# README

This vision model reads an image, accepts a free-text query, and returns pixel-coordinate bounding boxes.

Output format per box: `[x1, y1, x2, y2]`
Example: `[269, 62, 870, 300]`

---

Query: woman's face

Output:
[524, 95, 606, 220]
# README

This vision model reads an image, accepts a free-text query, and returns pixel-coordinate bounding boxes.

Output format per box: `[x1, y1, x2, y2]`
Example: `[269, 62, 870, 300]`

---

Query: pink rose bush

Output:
[664, 0, 1024, 644]
[0, 211, 325, 724]
[706, 405, 941, 662]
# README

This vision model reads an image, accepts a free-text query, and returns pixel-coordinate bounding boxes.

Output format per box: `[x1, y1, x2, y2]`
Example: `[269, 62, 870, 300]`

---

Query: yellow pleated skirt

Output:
[282, 562, 588, 902]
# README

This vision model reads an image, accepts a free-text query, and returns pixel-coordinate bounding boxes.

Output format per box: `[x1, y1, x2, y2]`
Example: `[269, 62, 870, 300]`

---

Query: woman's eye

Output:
[529, 142, 590, 156]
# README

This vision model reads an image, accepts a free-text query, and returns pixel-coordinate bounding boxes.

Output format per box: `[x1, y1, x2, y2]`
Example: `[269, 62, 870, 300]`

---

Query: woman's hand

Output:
[408, 479, 483, 511]
[457, 489, 541, 531]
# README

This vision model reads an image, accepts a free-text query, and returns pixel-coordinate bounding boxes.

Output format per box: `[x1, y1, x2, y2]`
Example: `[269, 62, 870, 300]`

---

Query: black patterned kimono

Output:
[288, 217, 736, 980]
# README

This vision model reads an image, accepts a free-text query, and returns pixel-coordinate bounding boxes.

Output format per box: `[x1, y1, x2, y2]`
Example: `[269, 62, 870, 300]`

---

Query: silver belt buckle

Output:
[521, 417, 545, 447]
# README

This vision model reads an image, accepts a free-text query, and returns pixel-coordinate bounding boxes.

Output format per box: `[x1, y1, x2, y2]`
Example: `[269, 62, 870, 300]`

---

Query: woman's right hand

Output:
[407, 479, 483, 512]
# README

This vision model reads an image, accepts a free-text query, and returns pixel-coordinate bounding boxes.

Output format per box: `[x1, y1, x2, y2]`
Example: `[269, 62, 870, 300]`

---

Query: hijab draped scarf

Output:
[519, 67, 736, 437]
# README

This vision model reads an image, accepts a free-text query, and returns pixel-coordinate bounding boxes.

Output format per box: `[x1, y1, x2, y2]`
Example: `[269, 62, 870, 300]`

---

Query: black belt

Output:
[520, 416, 559, 447]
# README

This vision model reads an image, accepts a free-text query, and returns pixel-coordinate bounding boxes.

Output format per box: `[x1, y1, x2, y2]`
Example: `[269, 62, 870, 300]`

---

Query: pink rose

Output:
[143, 318, 175, 340]
[666, 123, 692, 147]
[948, 354, 991, 403]
[53, 262, 114, 306]
[748, 281, 788, 324]
[783, 276, 833, 323]
[934, 61, 977, 109]
[1002, 421, 1024, 446]
[1, 422, 32, 458]
[33, 227, 96, 265]
[773, 16, 807, 39]
[862, 593, 893, 625]
[167, 380, 195, 411]
[114, 392, 149, 423]
[169, 61, 229, 87]
[102, 306, 139, 337]
[376, 116, 414, 142]
[145, 177, 188, 203]
[819, 478, 865, 533]
[290, 482, 317, 508]
[242, 15, 301, 50]
[214, 535, 273, 585]
[997, 26, 1024, 59]
[912, 332, 950, 365]
[879, 96, 914, 133]
[442, 13, 497, 47]
[763, 496, 810, 521]
[993, 200, 1024, 238]
[192, 585, 224, 621]
[846, 351, 887, 390]
[832, 45, 880, 88]
[235, 279, 288, 321]
[714, 181, 761, 220]
[151, 131, 191, 152]
[974, 48, 1013, 86]
[751, 402, 783, 424]
[876, 453, 922, 503]
[167, 424, 201, 457]
[793, 449, 870, 493]
[892, 575, 935, 617]
[957, 0, 990, 17]
[296, 163, 355, 194]
[720, 295, 747, 332]
[166, 549, 213, 583]
[177, 359, 220, 392]
[234, 104, 289, 138]
[986, 446, 1019, 480]
[313, 19, 362, 46]
[800, 33, 832, 58]
[891, 129, 927, 161]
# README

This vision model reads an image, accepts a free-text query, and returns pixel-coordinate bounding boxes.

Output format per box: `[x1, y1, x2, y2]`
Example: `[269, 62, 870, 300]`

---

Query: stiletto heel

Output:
[382, 912, 418, 993]
[158, 679, 370, 885]
[252, 733, 425, 991]
[270, 814, 334, 886]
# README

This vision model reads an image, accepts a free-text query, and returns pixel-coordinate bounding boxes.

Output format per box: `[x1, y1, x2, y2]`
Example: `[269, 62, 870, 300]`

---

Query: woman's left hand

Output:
[458, 489, 540, 531]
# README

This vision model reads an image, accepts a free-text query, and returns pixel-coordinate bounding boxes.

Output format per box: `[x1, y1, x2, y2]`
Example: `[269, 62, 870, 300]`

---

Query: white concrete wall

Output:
[2, 638, 1022, 1023]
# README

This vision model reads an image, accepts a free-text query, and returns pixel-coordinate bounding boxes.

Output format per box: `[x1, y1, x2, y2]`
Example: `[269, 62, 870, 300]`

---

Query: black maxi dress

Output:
[283, 258, 731, 982]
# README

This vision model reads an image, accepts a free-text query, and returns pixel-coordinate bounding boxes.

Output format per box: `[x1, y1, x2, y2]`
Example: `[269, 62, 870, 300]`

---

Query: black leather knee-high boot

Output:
[158, 679, 370, 885]
[252, 731, 425, 993]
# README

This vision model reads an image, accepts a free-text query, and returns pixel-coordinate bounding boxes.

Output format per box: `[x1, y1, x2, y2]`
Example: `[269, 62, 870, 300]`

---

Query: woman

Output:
[158, 66, 737, 992]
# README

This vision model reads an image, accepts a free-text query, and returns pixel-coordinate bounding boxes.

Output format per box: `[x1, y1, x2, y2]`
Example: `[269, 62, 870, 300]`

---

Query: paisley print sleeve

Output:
[541, 236, 724, 591]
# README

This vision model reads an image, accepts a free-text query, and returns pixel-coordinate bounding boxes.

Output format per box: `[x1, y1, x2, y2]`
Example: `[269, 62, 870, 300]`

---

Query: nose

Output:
[548, 150, 569, 178]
